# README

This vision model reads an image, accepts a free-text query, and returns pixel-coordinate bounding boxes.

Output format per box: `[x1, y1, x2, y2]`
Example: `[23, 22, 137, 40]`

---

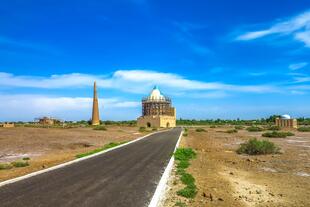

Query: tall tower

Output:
[91, 81, 100, 125]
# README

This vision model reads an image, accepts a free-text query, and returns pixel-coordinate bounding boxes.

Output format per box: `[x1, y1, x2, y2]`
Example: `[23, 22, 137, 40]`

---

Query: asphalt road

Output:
[0, 127, 182, 207]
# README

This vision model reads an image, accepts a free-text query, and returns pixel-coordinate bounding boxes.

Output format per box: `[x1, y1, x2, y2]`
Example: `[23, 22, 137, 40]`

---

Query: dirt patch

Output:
[162, 126, 310, 207]
[0, 126, 148, 181]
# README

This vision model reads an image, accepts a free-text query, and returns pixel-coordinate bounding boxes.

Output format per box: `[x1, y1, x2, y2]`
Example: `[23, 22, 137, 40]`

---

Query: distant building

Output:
[37, 117, 61, 125]
[137, 86, 176, 128]
[0, 122, 15, 128]
[275, 114, 298, 129]
[91, 81, 100, 125]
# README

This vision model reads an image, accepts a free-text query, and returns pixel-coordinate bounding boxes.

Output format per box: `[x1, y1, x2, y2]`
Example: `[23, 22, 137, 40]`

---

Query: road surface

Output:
[0, 127, 182, 207]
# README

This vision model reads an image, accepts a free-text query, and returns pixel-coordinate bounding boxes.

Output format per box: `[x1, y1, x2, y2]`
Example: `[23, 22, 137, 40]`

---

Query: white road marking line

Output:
[148, 128, 183, 207]
[0, 129, 171, 188]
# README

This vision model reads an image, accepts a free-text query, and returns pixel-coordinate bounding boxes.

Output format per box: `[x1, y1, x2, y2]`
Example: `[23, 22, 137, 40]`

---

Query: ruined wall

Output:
[275, 118, 298, 129]
[0, 123, 15, 128]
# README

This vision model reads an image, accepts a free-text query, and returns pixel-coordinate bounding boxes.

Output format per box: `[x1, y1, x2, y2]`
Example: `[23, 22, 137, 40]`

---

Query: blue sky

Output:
[0, 0, 310, 121]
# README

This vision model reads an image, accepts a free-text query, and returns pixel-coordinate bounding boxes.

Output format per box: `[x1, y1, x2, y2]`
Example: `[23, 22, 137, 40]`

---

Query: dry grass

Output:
[162, 126, 310, 207]
[0, 126, 148, 181]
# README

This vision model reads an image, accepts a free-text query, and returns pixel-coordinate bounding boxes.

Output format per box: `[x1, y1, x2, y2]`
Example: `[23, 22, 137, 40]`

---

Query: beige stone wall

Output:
[137, 115, 176, 128]
[159, 116, 176, 128]
[137, 116, 160, 128]
[0, 123, 15, 128]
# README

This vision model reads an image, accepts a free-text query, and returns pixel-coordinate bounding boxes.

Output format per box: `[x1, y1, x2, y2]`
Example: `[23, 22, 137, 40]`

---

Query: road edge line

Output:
[148, 127, 183, 207]
[0, 129, 171, 188]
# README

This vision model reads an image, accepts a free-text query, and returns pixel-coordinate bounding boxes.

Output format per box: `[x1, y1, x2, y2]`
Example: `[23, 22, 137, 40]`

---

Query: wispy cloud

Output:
[0, 94, 139, 121]
[0, 70, 278, 94]
[293, 76, 310, 83]
[0, 35, 60, 55]
[289, 62, 308, 70]
[248, 72, 267, 76]
[173, 21, 211, 56]
[236, 10, 310, 47]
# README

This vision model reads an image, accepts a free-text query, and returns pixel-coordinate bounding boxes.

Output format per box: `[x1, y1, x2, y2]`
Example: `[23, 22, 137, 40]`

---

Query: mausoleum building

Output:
[137, 86, 176, 128]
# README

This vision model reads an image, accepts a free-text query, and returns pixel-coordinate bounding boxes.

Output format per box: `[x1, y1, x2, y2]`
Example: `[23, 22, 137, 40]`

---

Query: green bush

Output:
[139, 127, 146, 132]
[0, 163, 13, 170]
[174, 148, 197, 198]
[267, 125, 281, 131]
[22, 157, 30, 161]
[298, 127, 310, 132]
[195, 128, 207, 132]
[11, 161, 29, 168]
[177, 184, 197, 198]
[246, 126, 264, 132]
[237, 138, 279, 155]
[93, 125, 107, 131]
[175, 201, 187, 207]
[262, 131, 294, 138]
[209, 125, 216, 128]
[174, 148, 197, 161]
[226, 129, 238, 133]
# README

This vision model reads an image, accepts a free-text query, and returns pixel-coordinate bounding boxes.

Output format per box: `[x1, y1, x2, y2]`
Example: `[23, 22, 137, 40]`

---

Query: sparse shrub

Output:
[174, 148, 197, 198]
[139, 127, 146, 132]
[209, 125, 216, 128]
[174, 148, 196, 161]
[177, 172, 197, 198]
[0, 163, 13, 170]
[237, 138, 280, 155]
[183, 133, 188, 137]
[195, 128, 206, 132]
[152, 127, 157, 131]
[298, 127, 310, 132]
[93, 125, 107, 131]
[285, 131, 295, 136]
[175, 201, 186, 207]
[184, 128, 188, 132]
[177, 184, 197, 198]
[246, 126, 264, 132]
[76, 141, 127, 158]
[262, 131, 294, 138]
[226, 129, 238, 133]
[235, 125, 244, 130]
[267, 125, 281, 131]
[11, 161, 29, 168]
[22, 157, 30, 161]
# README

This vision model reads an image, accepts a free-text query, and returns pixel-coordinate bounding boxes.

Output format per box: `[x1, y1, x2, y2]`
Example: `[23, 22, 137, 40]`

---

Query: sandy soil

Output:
[0, 126, 147, 181]
[162, 126, 310, 207]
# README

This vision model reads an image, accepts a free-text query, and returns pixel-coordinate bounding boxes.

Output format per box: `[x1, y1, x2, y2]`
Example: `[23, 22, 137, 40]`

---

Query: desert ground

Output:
[162, 126, 310, 207]
[0, 126, 148, 181]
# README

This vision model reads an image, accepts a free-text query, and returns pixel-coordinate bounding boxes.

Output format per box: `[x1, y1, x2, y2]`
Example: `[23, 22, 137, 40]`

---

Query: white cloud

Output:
[0, 70, 278, 94]
[289, 62, 308, 70]
[236, 10, 310, 47]
[295, 31, 310, 46]
[293, 76, 310, 83]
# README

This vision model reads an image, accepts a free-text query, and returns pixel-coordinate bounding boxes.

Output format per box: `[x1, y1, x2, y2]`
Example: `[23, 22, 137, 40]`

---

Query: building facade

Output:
[37, 117, 61, 125]
[275, 115, 298, 129]
[137, 86, 176, 128]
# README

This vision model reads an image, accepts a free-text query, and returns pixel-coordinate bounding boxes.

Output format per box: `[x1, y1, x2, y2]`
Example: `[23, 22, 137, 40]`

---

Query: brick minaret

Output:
[91, 81, 100, 125]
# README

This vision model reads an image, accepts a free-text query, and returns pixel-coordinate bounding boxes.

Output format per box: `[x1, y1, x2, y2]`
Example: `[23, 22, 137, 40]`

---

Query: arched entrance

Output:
[147, 122, 151, 128]
[166, 122, 170, 128]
